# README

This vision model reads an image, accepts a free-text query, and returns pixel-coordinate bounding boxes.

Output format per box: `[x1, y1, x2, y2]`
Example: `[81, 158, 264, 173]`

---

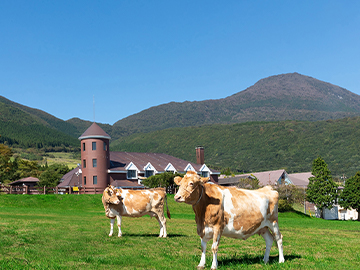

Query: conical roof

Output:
[78, 122, 111, 140]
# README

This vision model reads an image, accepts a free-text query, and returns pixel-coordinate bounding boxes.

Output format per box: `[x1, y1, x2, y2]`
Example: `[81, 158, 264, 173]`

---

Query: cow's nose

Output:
[174, 194, 181, 202]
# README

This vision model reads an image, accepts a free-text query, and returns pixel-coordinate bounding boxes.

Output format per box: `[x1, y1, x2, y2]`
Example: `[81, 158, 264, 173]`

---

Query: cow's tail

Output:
[165, 194, 171, 219]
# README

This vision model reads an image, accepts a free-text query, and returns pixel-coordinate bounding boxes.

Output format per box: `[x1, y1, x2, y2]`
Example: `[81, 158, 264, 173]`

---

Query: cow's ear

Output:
[200, 177, 210, 183]
[174, 176, 183, 185]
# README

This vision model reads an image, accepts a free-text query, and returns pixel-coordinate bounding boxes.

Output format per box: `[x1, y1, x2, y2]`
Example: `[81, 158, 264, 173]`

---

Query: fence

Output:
[0, 185, 104, 195]
[0, 184, 176, 195]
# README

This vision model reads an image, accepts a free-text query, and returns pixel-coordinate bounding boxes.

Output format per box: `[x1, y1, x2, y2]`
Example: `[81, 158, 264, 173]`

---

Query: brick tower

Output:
[79, 122, 111, 193]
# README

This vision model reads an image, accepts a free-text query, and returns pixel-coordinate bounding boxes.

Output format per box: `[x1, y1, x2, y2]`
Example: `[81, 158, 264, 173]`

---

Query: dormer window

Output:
[201, 171, 209, 178]
[199, 164, 211, 178]
[165, 163, 176, 173]
[145, 170, 154, 178]
[127, 170, 137, 179]
[185, 163, 195, 172]
[144, 162, 156, 178]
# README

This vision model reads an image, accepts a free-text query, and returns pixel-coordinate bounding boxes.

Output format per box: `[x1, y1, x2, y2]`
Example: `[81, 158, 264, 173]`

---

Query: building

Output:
[8, 177, 40, 187]
[58, 122, 219, 193]
[218, 169, 305, 187]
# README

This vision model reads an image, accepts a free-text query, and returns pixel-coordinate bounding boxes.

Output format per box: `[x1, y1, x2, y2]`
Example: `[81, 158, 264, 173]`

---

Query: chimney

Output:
[196, 146, 205, 165]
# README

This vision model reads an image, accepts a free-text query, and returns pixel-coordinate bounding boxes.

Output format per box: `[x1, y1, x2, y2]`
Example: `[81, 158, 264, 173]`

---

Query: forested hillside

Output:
[113, 73, 360, 135]
[110, 117, 360, 178]
[66, 118, 127, 141]
[0, 97, 79, 149]
[0, 96, 79, 137]
[2, 72, 360, 177]
[0, 122, 78, 149]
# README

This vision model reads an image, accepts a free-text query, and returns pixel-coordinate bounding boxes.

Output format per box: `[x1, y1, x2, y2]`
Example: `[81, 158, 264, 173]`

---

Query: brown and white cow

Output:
[174, 171, 284, 269]
[102, 186, 171, 238]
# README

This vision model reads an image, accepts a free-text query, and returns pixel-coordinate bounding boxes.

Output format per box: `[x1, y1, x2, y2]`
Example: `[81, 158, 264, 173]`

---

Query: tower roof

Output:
[78, 122, 111, 140]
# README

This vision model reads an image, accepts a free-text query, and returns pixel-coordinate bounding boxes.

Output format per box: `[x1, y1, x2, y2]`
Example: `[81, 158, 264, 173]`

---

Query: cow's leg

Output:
[155, 213, 167, 238]
[117, 215, 122, 237]
[109, 218, 115, 237]
[210, 231, 221, 270]
[268, 221, 285, 263]
[260, 228, 273, 263]
[197, 237, 208, 269]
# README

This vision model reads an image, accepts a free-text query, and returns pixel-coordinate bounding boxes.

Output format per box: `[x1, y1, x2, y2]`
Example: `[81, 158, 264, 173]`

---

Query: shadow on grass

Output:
[218, 254, 301, 267]
[123, 233, 187, 238]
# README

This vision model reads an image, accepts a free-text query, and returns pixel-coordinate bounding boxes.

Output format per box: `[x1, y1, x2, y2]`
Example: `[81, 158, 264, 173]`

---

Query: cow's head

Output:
[174, 171, 209, 205]
[102, 186, 121, 205]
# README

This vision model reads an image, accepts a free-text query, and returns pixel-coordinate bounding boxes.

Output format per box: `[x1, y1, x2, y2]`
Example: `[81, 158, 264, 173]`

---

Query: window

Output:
[92, 159, 97, 168]
[93, 176, 97, 185]
[83, 176, 86, 185]
[201, 171, 209, 178]
[103, 142, 107, 151]
[82, 143, 85, 151]
[145, 170, 154, 178]
[92, 142, 96, 150]
[127, 170, 136, 179]
[83, 159, 86, 168]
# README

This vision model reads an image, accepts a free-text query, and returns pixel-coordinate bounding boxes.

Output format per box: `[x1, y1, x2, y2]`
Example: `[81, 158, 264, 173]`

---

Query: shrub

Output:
[278, 199, 294, 212]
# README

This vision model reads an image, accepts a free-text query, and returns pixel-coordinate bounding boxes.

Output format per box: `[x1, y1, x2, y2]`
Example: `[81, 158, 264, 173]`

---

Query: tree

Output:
[306, 156, 338, 219]
[276, 184, 304, 212]
[236, 175, 260, 190]
[0, 143, 18, 184]
[142, 172, 184, 191]
[339, 171, 360, 221]
[38, 163, 70, 187]
[16, 159, 41, 179]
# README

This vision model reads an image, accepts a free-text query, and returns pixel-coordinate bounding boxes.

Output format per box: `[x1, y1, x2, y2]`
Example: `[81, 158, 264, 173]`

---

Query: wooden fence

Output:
[0, 185, 104, 195]
[0, 185, 176, 195]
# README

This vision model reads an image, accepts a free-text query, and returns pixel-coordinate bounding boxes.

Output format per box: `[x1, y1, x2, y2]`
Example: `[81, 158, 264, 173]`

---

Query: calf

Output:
[174, 171, 284, 269]
[102, 186, 171, 237]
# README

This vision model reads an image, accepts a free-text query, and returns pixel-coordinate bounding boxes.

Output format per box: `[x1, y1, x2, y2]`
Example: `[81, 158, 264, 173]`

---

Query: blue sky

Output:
[1, 1, 360, 125]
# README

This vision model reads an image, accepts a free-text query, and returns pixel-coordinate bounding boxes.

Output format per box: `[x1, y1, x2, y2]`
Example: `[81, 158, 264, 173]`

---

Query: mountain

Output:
[0, 96, 79, 148]
[2, 72, 360, 153]
[111, 117, 360, 178]
[113, 73, 360, 134]
[2, 72, 360, 176]
[65, 118, 127, 140]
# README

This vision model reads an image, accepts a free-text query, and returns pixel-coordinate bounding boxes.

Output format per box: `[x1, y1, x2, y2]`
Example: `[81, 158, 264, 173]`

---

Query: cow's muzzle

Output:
[174, 194, 184, 202]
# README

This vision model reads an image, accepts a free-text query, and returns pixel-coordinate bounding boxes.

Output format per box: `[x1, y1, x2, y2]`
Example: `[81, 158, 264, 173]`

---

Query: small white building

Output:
[315, 205, 358, 220]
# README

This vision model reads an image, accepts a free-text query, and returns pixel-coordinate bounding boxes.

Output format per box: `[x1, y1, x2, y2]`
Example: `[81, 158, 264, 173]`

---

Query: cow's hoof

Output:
[197, 266, 205, 270]
[108, 234, 112, 237]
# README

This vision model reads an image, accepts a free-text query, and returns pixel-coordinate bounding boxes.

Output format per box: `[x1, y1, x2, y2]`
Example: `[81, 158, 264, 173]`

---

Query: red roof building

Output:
[58, 123, 219, 192]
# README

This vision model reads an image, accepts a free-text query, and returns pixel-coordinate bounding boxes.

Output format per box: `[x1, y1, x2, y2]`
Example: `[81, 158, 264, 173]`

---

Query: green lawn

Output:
[41, 152, 79, 169]
[0, 194, 359, 269]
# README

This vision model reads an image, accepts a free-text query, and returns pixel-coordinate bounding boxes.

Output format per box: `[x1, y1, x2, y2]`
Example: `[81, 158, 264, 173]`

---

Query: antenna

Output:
[93, 95, 95, 122]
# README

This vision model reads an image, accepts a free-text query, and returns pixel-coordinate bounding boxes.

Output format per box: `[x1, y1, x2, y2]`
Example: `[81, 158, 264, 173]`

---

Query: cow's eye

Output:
[189, 182, 194, 186]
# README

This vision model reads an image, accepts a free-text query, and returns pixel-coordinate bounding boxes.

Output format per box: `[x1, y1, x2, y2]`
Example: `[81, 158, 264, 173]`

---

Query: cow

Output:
[102, 186, 171, 238]
[174, 171, 285, 269]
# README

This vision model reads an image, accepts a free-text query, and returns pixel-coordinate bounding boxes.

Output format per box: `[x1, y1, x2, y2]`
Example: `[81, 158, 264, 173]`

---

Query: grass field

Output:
[0, 194, 359, 270]
[43, 152, 79, 169]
